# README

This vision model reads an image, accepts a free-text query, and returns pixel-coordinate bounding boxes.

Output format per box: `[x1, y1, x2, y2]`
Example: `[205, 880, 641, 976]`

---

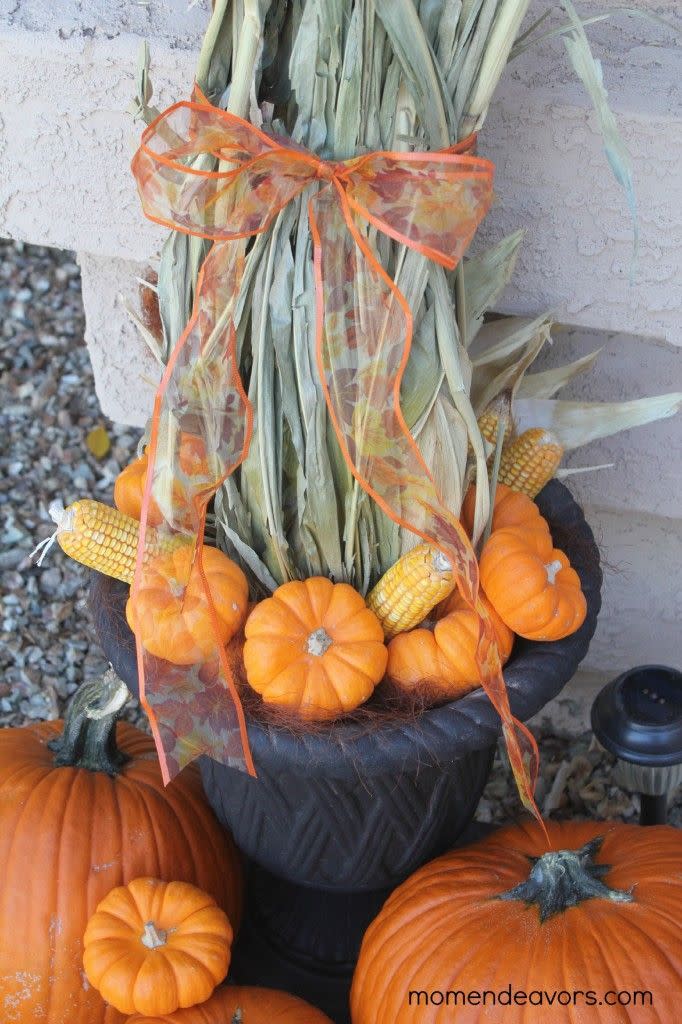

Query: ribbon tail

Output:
[310, 186, 544, 829]
[133, 239, 255, 784]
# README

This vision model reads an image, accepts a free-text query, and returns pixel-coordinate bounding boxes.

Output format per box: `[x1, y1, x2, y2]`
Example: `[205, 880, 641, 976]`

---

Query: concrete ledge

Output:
[1, 1, 681, 340]
[78, 253, 160, 425]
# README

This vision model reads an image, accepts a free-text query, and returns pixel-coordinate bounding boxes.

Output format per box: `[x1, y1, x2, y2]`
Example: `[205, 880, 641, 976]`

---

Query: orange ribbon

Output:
[130, 87, 542, 826]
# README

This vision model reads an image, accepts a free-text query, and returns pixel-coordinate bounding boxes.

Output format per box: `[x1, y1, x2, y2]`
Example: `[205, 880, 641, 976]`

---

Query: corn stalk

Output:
[141, 0, 677, 596]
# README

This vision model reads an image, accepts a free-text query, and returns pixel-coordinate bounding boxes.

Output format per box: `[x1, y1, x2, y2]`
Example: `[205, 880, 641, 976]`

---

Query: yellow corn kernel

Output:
[53, 499, 181, 584]
[497, 428, 564, 498]
[367, 544, 456, 639]
[477, 408, 512, 449]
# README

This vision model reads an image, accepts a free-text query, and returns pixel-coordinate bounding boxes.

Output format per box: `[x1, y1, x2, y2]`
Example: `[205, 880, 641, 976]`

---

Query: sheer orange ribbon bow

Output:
[130, 88, 541, 823]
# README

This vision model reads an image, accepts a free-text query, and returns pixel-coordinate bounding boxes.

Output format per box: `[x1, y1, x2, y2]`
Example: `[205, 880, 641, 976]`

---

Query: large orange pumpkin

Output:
[387, 591, 513, 696]
[125, 985, 333, 1023]
[84, 878, 233, 1016]
[461, 483, 550, 542]
[351, 819, 682, 1023]
[126, 545, 249, 665]
[243, 577, 387, 719]
[480, 526, 586, 641]
[0, 674, 243, 1024]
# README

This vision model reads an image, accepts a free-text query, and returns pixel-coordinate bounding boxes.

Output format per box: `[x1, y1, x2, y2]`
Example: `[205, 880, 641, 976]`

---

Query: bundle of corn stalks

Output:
[129, 0, 680, 598]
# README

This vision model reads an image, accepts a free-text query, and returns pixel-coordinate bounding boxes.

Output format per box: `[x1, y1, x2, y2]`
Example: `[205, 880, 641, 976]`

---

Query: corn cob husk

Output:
[367, 543, 456, 640]
[53, 499, 183, 584]
[498, 429, 564, 498]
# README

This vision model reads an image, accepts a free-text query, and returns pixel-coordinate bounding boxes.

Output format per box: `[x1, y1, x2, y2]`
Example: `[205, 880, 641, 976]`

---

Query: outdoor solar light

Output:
[591, 665, 682, 825]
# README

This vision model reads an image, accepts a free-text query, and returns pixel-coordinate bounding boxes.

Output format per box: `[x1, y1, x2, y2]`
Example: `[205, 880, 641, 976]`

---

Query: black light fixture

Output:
[591, 665, 682, 826]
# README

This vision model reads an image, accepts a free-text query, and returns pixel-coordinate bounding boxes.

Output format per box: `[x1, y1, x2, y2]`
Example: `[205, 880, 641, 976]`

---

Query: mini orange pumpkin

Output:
[83, 877, 233, 1017]
[124, 984, 333, 1023]
[480, 526, 586, 641]
[114, 436, 212, 525]
[126, 545, 249, 665]
[461, 482, 550, 541]
[387, 591, 513, 696]
[243, 577, 387, 719]
[115, 453, 163, 524]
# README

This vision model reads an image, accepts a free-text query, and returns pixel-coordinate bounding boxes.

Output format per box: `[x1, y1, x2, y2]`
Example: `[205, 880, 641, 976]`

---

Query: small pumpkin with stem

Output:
[386, 590, 513, 697]
[0, 671, 243, 1024]
[480, 526, 586, 641]
[351, 819, 682, 1024]
[243, 577, 387, 719]
[83, 878, 233, 1017]
[126, 545, 249, 666]
[124, 985, 333, 1023]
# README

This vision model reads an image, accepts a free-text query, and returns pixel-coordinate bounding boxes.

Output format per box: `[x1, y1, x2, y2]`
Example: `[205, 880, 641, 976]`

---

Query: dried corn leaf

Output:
[459, 0, 533, 133]
[400, 393, 468, 555]
[472, 314, 551, 414]
[515, 394, 682, 450]
[375, 0, 453, 146]
[561, 0, 638, 266]
[518, 347, 603, 399]
[463, 230, 524, 343]
[556, 463, 614, 479]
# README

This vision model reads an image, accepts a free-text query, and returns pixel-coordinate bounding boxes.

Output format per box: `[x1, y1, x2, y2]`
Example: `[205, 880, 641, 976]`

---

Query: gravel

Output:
[1, 237, 680, 829]
[0, 239, 145, 729]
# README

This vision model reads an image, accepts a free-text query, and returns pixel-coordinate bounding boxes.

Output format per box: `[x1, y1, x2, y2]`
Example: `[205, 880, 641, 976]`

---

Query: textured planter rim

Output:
[90, 480, 601, 781]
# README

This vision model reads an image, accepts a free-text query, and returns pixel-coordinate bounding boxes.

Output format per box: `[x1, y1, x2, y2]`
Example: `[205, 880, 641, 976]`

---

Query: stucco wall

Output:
[1, 0, 680, 691]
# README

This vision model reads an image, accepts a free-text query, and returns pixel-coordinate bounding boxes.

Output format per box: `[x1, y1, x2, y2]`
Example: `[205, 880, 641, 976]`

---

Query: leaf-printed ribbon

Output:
[130, 88, 542, 824]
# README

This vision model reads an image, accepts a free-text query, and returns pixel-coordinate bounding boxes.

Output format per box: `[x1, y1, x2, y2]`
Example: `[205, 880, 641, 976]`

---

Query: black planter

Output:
[90, 480, 601, 1023]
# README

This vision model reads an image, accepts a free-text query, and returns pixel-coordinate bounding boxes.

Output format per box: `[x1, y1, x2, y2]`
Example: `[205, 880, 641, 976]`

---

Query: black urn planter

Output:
[90, 480, 601, 1023]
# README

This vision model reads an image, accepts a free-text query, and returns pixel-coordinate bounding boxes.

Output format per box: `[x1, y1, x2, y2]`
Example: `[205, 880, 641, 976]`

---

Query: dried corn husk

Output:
[515, 394, 682, 450]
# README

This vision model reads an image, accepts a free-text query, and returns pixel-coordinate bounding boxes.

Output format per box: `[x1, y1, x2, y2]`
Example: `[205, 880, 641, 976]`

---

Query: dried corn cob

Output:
[367, 544, 455, 639]
[477, 408, 512, 449]
[36, 499, 183, 584]
[497, 428, 564, 497]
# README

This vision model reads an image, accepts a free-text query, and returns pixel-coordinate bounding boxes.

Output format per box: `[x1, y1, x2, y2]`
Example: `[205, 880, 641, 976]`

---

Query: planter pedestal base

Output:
[231, 821, 498, 1024]
[231, 867, 389, 1023]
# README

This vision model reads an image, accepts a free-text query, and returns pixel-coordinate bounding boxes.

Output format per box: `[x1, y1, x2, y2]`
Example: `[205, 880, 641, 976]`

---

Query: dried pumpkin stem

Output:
[498, 837, 632, 922]
[231, 1010, 244, 1024]
[545, 559, 563, 584]
[48, 670, 131, 776]
[140, 922, 168, 949]
[307, 628, 333, 657]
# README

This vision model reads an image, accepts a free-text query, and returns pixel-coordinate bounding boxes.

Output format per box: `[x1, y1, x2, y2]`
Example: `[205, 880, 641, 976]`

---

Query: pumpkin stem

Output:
[231, 1011, 244, 1024]
[140, 921, 168, 949]
[307, 627, 333, 656]
[48, 669, 132, 776]
[498, 836, 633, 922]
[545, 559, 563, 584]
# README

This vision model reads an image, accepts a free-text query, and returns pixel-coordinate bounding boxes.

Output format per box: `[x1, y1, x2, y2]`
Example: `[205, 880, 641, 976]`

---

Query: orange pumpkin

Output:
[0, 675, 243, 1024]
[83, 878, 233, 1017]
[243, 577, 388, 719]
[126, 545, 249, 665]
[461, 482, 550, 541]
[114, 436, 211, 525]
[125, 985, 333, 1023]
[387, 591, 513, 696]
[115, 453, 162, 524]
[351, 819, 682, 1024]
[480, 526, 586, 641]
